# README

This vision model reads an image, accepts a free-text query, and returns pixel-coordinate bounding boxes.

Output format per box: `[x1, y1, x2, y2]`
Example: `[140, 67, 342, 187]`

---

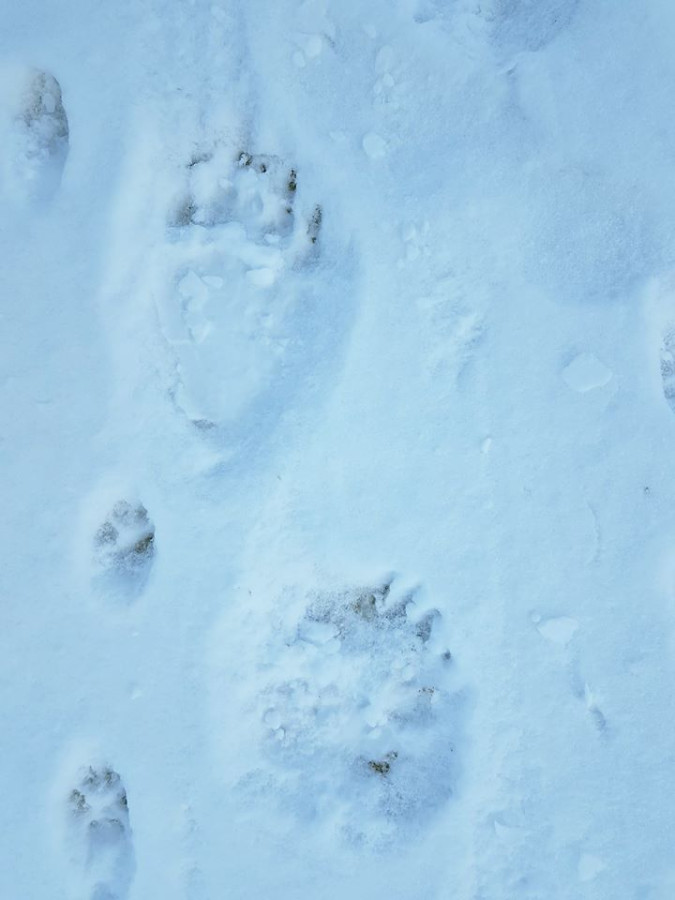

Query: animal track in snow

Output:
[155, 143, 326, 430]
[65, 764, 134, 900]
[533, 613, 609, 735]
[289, 1, 336, 69]
[214, 578, 460, 846]
[485, 0, 580, 54]
[413, 270, 486, 385]
[411, 0, 577, 64]
[583, 683, 608, 736]
[660, 328, 675, 413]
[170, 148, 315, 240]
[3, 68, 69, 204]
[92, 500, 155, 600]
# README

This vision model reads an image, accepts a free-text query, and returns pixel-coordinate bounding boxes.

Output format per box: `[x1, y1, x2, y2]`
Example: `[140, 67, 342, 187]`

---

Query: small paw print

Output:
[93, 501, 155, 599]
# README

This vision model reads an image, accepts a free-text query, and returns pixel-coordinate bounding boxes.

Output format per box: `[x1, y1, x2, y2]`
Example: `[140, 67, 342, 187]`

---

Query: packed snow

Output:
[2, 0, 675, 898]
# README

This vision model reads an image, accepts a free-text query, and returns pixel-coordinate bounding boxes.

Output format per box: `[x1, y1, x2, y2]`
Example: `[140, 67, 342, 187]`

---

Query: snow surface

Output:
[2, 0, 675, 897]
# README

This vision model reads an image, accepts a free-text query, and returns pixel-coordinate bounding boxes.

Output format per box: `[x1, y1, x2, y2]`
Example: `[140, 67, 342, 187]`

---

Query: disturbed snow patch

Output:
[210, 577, 461, 847]
[487, 0, 580, 54]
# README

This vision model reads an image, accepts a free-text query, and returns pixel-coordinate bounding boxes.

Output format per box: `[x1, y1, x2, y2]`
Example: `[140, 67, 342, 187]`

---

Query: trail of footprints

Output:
[52, 132, 458, 891]
[68, 132, 343, 893]
[16, 42, 466, 893]
[16, 2, 674, 884]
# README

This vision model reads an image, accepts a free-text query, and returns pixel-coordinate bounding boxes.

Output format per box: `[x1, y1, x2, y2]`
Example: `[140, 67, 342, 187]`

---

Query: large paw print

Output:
[152, 142, 327, 431]
[216, 578, 460, 846]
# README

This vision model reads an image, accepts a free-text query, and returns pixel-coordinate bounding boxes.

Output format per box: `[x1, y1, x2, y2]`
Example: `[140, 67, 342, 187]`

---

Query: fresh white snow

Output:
[2, 0, 675, 898]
